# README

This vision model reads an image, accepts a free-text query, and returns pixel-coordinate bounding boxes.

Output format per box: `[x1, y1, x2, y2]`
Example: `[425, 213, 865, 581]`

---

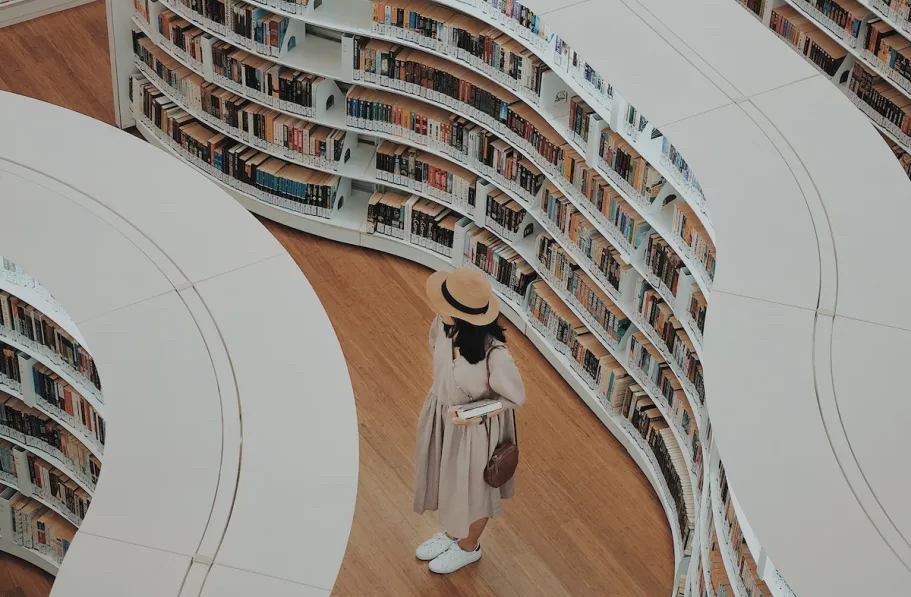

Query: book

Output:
[455, 399, 502, 420]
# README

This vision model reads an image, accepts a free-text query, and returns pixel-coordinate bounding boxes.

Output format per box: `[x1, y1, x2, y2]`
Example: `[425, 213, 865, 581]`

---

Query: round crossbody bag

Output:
[452, 345, 519, 489]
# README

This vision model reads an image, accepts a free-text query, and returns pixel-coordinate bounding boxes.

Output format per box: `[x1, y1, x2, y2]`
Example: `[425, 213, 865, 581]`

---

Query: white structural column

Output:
[525, 0, 911, 595]
[0, 91, 358, 597]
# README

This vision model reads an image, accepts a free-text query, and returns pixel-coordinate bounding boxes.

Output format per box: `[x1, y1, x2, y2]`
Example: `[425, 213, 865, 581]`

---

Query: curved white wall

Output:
[0, 91, 358, 597]
[519, 0, 911, 595]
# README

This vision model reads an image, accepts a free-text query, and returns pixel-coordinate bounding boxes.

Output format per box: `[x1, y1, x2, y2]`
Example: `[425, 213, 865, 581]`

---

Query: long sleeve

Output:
[429, 314, 442, 354]
[488, 346, 526, 408]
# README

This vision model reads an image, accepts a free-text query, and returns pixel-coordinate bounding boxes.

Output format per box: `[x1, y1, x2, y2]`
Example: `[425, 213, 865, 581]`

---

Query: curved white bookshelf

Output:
[0, 90, 358, 597]
[105, 0, 911, 596]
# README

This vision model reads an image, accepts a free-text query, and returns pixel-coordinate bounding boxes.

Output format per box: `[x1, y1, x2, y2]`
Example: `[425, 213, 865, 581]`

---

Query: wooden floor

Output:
[0, 3, 674, 596]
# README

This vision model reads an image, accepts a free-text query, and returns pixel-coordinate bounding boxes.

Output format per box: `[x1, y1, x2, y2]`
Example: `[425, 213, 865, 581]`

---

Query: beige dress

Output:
[414, 315, 526, 538]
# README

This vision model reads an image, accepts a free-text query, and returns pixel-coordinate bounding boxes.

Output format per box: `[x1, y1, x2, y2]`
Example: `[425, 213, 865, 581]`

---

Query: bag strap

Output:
[482, 345, 518, 450]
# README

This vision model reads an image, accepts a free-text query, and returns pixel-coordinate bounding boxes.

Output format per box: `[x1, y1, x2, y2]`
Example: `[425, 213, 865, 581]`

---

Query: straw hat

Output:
[426, 267, 500, 326]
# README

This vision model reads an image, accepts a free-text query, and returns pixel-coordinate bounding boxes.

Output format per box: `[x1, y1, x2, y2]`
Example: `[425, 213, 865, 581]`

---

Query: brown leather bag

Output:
[483, 410, 519, 488]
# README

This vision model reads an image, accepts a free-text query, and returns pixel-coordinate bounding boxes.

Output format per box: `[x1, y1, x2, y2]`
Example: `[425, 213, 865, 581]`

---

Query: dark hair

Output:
[444, 317, 506, 364]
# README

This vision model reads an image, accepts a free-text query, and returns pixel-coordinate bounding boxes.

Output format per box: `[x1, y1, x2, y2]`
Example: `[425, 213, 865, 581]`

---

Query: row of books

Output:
[689, 289, 707, 339]
[636, 280, 703, 402]
[526, 281, 612, 390]
[534, 234, 630, 345]
[849, 62, 911, 140]
[792, 0, 864, 42]
[27, 451, 90, 526]
[0, 293, 102, 393]
[346, 86, 545, 202]
[485, 188, 527, 239]
[672, 202, 716, 283]
[0, 394, 99, 488]
[158, 8, 207, 67]
[412, 198, 461, 257]
[148, 5, 709, 295]
[886, 134, 911, 178]
[228, 2, 290, 53]
[136, 34, 348, 166]
[611, 382, 694, 546]
[567, 95, 594, 144]
[599, 128, 665, 207]
[352, 37, 568, 174]
[769, 6, 847, 77]
[33, 365, 105, 450]
[212, 38, 328, 116]
[375, 141, 478, 208]
[709, 528, 736, 597]
[660, 137, 706, 205]
[370, 0, 549, 100]
[538, 185, 632, 293]
[466, 227, 537, 300]
[628, 333, 700, 463]
[134, 76, 344, 216]
[6, 487, 76, 565]
[736, 0, 765, 19]
[864, 18, 911, 88]
[644, 233, 683, 299]
[717, 464, 773, 597]
[169, 0, 228, 27]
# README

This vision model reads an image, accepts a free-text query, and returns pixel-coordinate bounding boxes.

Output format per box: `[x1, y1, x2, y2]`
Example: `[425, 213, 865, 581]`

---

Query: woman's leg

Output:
[457, 517, 489, 551]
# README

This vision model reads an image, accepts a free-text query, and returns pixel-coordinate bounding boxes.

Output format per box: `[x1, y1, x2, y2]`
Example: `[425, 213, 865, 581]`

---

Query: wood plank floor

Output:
[0, 3, 674, 596]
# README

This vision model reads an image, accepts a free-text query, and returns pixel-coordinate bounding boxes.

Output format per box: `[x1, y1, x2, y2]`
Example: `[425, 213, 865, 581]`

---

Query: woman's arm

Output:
[488, 346, 526, 409]
[429, 314, 442, 354]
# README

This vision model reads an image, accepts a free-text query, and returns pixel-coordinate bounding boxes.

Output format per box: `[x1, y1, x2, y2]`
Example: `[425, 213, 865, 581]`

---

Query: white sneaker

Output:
[428, 542, 482, 573]
[416, 532, 455, 561]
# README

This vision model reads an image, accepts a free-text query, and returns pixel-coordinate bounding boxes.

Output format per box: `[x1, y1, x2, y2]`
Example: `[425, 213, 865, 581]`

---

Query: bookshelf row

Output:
[137, 0, 718, 295]
[0, 264, 104, 573]
[739, 0, 911, 176]
[130, 13, 710, 375]
[130, 58, 708, 471]
[131, 96, 702, 566]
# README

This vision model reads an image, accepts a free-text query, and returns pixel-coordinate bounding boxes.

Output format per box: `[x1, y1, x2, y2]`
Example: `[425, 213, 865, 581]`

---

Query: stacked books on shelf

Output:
[465, 227, 537, 303]
[133, 75, 344, 218]
[0, 394, 98, 490]
[27, 452, 91, 526]
[672, 202, 716, 284]
[484, 189, 527, 242]
[885, 133, 911, 178]
[526, 280, 612, 390]
[717, 464, 772, 597]
[370, 0, 550, 102]
[366, 191, 409, 239]
[736, 0, 765, 19]
[534, 233, 629, 347]
[410, 198, 460, 256]
[660, 137, 706, 208]
[567, 95, 594, 145]
[709, 528, 736, 597]
[134, 0, 150, 22]
[611, 382, 694, 546]
[848, 62, 911, 146]
[211, 39, 328, 117]
[0, 293, 101, 396]
[769, 6, 847, 77]
[688, 289, 707, 343]
[862, 18, 911, 93]
[5, 487, 76, 565]
[135, 32, 348, 171]
[33, 365, 105, 452]
[644, 233, 683, 300]
[226, 2, 290, 57]
[790, 0, 864, 47]
[351, 37, 567, 179]
[375, 140, 478, 210]
[157, 8, 207, 70]
[599, 128, 665, 208]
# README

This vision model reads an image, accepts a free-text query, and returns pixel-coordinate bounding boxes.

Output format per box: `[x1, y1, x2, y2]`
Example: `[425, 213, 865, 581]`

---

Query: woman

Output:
[414, 267, 526, 574]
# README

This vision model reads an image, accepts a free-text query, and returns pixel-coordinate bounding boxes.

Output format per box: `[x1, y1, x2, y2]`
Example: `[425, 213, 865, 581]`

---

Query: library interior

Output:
[0, 0, 909, 596]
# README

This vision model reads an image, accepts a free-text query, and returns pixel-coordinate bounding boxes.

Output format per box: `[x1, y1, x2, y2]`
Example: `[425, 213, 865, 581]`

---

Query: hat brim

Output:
[426, 270, 500, 326]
